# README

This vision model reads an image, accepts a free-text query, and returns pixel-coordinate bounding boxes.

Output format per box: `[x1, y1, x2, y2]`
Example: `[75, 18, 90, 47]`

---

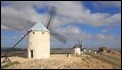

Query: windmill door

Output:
[30, 50, 33, 58]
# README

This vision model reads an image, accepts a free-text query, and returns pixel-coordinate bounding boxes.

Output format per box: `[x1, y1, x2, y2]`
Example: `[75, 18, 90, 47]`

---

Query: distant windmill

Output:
[73, 44, 81, 55]
[78, 40, 83, 51]
[67, 40, 82, 56]
[2, 5, 67, 62]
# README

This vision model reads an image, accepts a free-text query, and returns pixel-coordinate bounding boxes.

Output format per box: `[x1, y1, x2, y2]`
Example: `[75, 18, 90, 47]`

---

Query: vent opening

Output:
[42, 32, 44, 34]
[33, 32, 35, 34]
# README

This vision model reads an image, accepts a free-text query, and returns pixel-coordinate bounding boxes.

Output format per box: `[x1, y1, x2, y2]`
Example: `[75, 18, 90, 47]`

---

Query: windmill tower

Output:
[73, 44, 81, 55]
[67, 41, 82, 56]
[27, 22, 50, 59]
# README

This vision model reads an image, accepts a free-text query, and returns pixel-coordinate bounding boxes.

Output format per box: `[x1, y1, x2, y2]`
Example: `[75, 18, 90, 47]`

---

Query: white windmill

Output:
[27, 22, 50, 59]
[27, 6, 67, 59]
[2, 6, 67, 63]
[73, 44, 81, 55]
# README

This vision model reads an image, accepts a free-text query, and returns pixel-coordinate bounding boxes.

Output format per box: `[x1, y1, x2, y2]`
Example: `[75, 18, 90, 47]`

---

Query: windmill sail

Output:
[2, 30, 32, 63]
[45, 5, 67, 44]
[6, 30, 32, 54]
[78, 40, 80, 46]
[46, 5, 56, 29]
[50, 29, 67, 44]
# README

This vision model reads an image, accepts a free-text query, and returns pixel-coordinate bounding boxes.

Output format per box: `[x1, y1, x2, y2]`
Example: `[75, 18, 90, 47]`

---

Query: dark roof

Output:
[73, 44, 80, 48]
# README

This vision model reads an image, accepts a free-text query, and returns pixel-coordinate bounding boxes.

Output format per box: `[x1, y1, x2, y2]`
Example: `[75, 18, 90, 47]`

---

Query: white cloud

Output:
[1, 24, 14, 30]
[96, 33, 106, 40]
[1, 1, 121, 48]
[1, 1, 121, 31]
[1, 1, 49, 31]
[94, 33, 115, 41]
[79, 13, 121, 26]
[54, 25, 91, 41]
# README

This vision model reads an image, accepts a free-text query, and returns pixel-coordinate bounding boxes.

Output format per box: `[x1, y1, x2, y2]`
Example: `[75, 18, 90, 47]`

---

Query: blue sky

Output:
[82, 1, 121, 14]
[1, 1, 121, 49]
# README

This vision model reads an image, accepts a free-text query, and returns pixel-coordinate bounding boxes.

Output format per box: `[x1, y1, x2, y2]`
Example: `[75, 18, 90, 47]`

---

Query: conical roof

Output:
[29, 22, 49, 32]
[73, 44, 80, 48]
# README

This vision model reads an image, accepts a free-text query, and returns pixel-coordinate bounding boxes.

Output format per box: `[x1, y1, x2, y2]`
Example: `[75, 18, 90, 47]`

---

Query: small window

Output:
[33, 32, 35, 34]
[42, 32, 44, 34]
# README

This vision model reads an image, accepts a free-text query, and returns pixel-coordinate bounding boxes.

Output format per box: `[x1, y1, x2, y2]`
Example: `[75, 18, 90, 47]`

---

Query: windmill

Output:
[78, 40, 83, 51]
[67, 40, 82, 56]
[2, 5, 67, 62]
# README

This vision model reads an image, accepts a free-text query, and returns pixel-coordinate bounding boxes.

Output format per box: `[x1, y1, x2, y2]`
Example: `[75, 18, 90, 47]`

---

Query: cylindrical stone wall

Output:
[74, 48, 81, 55]
[27, 31, 50, 59]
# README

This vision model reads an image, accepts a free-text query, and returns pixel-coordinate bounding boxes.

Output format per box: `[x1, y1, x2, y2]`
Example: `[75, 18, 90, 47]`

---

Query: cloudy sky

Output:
[1, 1, 121, 49]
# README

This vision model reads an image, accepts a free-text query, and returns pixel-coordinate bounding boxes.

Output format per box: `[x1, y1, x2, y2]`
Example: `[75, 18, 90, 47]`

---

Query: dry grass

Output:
[1, 61, 20, 69]
[1, 50, 121, 69]
[86, 52, 121, 69]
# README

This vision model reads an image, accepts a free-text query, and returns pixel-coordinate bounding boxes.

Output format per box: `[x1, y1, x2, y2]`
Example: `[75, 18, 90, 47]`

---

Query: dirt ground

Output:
[1, 54, 118, 69]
